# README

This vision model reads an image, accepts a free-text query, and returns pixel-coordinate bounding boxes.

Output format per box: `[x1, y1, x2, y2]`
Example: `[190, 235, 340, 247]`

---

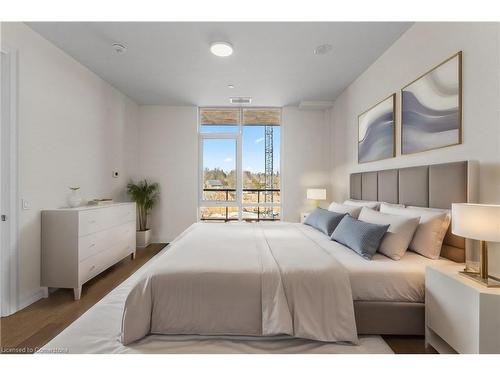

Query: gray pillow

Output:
[304, 208, 346, 236]
[331, 215, 389, 260]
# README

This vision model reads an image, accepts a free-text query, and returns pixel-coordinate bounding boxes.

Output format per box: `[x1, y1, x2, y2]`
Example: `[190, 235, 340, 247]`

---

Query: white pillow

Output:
[379, 204, 451, 259]
[328, 202, 362, 219]
[379, 202, 405, 210]
[343, 199, 381, 210]
[358, 207, 420, 260]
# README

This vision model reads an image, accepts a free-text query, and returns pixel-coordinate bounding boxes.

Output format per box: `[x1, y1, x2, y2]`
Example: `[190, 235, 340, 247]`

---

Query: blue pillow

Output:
[304, 208, 346, 236]
[331, 215, 389, 260]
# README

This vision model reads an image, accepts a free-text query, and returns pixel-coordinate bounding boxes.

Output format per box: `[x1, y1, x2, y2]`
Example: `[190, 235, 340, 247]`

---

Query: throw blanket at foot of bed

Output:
[121, 222, 358, 345]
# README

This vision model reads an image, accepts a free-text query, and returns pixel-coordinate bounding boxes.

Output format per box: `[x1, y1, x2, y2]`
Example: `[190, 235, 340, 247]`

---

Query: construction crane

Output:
[264, 126, 273, 203]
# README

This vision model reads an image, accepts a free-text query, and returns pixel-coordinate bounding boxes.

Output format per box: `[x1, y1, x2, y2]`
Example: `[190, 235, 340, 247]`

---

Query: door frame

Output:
[1, 45, 20, 317]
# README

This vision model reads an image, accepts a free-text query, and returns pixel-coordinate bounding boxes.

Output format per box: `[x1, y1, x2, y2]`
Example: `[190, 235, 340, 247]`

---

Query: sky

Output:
[202, 125, 281, 174]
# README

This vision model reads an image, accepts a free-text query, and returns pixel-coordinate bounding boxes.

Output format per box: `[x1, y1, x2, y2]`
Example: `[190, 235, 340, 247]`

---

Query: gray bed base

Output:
[354, 301, 424, 335]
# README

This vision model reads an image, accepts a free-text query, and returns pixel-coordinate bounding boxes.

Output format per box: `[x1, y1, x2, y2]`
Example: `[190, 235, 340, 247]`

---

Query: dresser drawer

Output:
[79, 204, 135, 236]
[78, 237, 135, 284]
[78, 221, 135, 262]
[112, 204, 135, 225]
[79, 252, 104, 284]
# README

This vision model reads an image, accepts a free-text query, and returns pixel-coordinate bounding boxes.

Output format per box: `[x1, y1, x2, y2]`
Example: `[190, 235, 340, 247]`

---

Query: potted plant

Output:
[127, 179, 160, 248]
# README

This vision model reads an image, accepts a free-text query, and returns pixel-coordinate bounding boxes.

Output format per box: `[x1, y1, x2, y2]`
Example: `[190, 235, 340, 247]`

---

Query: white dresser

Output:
[41, 202, 136, 300]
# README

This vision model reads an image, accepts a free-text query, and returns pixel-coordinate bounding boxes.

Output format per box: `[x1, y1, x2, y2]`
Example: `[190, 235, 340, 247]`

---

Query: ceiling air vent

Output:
[230, 97, 252, 104]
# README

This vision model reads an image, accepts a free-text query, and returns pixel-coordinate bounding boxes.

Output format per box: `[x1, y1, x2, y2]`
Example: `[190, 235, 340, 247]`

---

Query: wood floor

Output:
[0, 243, 166, 353]
[0, 242, 433, 354]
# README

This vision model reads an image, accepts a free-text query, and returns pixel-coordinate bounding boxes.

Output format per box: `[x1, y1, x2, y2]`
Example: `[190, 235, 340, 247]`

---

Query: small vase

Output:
[67, 188, 82, 208]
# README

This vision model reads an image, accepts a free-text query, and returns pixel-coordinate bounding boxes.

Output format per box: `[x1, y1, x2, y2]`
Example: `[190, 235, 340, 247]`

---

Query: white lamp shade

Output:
[452, 203, 500, 242]
[307, 188, 326, 201]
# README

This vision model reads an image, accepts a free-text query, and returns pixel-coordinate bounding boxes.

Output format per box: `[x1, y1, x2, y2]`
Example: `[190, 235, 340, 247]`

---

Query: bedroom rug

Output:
[39, 245, 393, 354]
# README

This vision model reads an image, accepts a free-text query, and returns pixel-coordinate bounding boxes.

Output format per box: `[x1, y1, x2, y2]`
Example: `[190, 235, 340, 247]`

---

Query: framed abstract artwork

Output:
[358, 94, 396, 164]
[401, 51, 462, 154]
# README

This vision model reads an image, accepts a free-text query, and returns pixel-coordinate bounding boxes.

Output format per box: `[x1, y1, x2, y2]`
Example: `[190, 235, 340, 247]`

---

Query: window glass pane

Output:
[242, 189, 280, 204]
[242, 206, 280, 221]
[202, 138, 236, 201]
[200, 206, 238, 221]
[200, 109, 239, 133]
[243, 125, 280, 192]
[242, 108, 281, 126]
[259, 206, 280, 221]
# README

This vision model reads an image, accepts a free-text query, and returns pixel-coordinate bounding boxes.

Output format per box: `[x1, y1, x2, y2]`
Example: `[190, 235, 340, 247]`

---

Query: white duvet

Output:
[121, 222, 358, 345]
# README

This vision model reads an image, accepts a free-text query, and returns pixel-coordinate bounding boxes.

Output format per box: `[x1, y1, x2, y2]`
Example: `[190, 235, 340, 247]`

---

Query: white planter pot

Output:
[136, 229, 151, 248]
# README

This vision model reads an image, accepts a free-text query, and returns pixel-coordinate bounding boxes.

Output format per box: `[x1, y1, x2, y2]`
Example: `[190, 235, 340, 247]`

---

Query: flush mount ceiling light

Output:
[314, 43, 333, 55]
[210, 42, 233, 57]
[112, 42, 127, 54]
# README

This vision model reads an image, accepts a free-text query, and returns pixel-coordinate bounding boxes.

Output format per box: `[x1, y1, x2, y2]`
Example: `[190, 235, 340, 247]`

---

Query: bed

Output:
[121, 160, 478, 344]
[348, 160, 477, 335]
[121, 222, 359, 344]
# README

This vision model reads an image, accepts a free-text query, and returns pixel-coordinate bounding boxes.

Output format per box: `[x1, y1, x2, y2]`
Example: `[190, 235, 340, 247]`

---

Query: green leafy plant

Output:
[127, 179, 160, 231]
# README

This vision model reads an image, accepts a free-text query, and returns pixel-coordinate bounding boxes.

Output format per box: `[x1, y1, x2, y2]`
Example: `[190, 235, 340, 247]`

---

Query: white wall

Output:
[1, 23, 140, 308]
[282, 107, 331, 221]
[137, 105, 330, 242]
[328, 22, 500, 275]
[138, 106, 198, 243]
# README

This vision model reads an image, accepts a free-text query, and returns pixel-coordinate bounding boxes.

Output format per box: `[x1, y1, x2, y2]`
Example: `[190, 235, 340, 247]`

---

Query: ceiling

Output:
[27, 22, 412, 106]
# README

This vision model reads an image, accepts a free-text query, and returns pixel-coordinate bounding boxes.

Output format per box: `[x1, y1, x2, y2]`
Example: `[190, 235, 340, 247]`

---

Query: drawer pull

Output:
[89, 265, 96, 271]
[89, 243, 96, 248]
[89, 220, 96, 224]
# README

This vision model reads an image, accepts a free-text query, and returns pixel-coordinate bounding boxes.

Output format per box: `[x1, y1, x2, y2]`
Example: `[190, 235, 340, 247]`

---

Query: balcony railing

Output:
[201, 188, 280, 222]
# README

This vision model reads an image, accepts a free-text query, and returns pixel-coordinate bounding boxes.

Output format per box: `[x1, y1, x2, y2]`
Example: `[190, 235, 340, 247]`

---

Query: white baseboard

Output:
[18, 287, 46, 312]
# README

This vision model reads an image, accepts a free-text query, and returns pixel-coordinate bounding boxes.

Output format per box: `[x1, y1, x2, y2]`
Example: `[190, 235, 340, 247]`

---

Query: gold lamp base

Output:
[459, 240, 500, 288]
[459, 271, 500, 288]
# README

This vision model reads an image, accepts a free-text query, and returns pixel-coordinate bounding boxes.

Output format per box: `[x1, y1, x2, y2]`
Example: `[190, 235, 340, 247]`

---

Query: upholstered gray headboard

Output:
[349, 161, 478, 263]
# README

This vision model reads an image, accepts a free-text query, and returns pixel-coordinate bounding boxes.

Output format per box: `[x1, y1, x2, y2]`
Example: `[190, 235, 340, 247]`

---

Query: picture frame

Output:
[358, 93, 396, 164]
[401, 51, 463, 155]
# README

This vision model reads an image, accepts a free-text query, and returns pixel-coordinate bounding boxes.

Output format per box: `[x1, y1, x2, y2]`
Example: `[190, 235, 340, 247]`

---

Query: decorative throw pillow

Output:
[328, 202, 362, 219]
[358, 207, 420, 260]
[331, 214, 390, 260]
[343, 199, 381, 210]
[304, 208, 346, 236]
[380, 204, 451, 259]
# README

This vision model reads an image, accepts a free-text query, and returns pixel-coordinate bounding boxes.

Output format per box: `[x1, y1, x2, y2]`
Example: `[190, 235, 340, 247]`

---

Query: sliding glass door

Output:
[198, 108, 281, 222]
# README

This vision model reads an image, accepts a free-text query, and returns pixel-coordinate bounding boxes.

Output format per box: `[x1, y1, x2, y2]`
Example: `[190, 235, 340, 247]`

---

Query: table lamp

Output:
[452, 203, 500, 287]
[307, 188, 326, 208]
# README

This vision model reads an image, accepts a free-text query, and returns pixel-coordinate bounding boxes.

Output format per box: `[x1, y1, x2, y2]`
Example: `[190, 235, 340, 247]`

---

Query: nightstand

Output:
[425, 264, 500, 353]
[300, 212, 310, 223]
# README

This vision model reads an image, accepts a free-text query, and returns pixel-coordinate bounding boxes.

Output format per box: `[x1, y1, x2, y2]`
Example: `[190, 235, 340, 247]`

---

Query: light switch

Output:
[22, 199, 30, 210]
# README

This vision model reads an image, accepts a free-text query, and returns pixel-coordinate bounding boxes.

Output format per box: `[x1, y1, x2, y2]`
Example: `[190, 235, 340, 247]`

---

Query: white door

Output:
[199, 134, 242, 221]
